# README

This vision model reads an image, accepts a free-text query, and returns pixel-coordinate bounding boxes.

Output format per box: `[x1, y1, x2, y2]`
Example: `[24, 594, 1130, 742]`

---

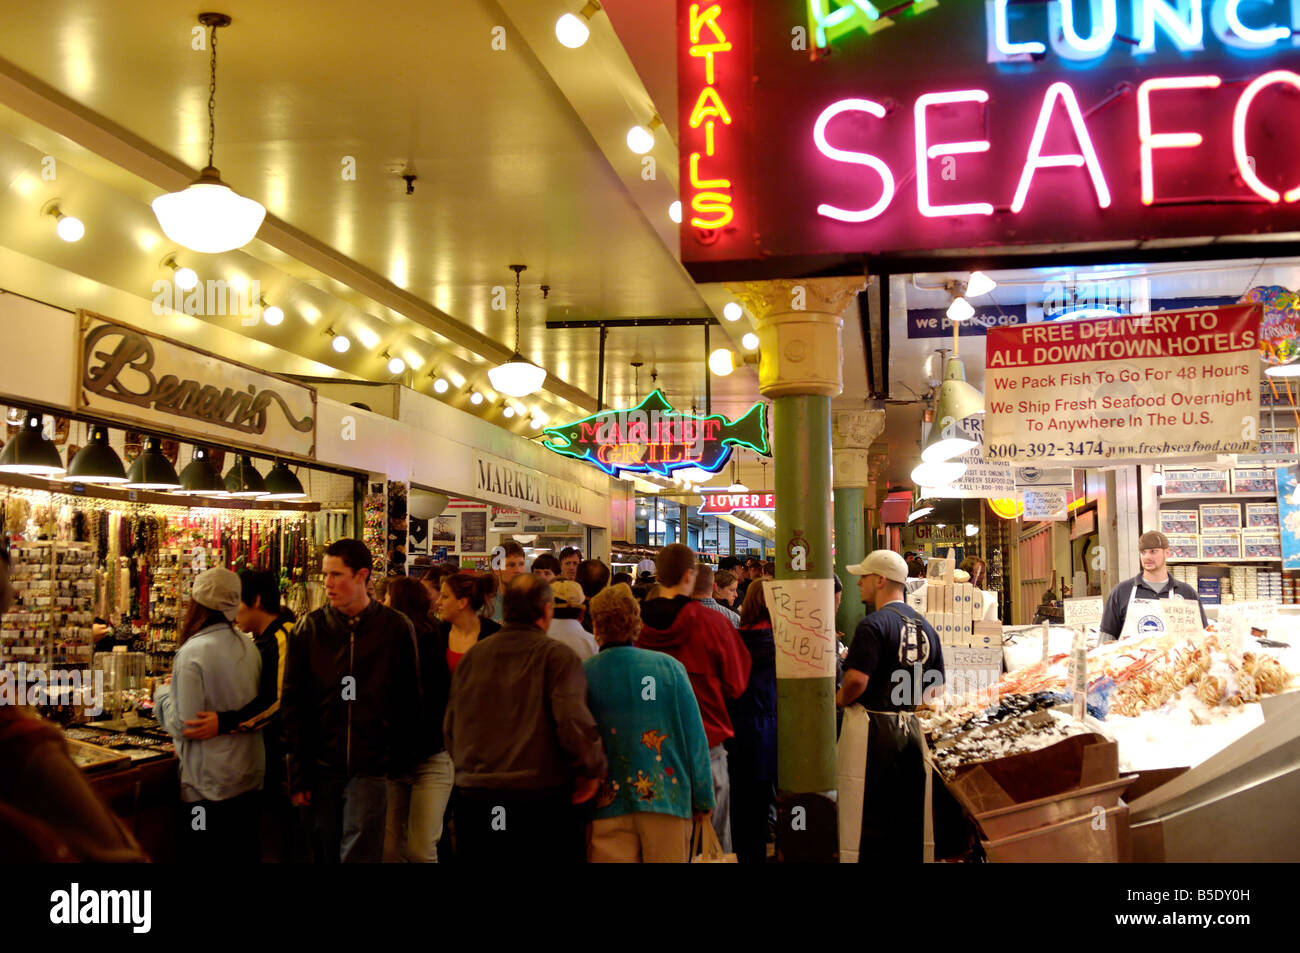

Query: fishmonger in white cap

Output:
[837, 551, 945, 712]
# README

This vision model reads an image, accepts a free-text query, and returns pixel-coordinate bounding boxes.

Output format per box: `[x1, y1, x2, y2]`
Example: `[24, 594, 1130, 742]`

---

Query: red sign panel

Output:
[700, 491, 775, 514]
[678, 1, 1300, 276]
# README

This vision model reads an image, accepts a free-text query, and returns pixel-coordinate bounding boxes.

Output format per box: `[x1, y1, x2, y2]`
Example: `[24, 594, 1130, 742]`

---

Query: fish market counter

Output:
[921, 623, 1300, 861]
[63, 722, 178, 862]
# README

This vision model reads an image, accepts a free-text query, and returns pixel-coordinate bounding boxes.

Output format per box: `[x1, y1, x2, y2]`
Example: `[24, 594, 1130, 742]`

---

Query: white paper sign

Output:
[763, 579, 836, 679]
[944, 645, 1002, 704]
[1064, 597, 1104, 628]
[1217, 600, 1276, 655]
[1023, 487, 1070, 521]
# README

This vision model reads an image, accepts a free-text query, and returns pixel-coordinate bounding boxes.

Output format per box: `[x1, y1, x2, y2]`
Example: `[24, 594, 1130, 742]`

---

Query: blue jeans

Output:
[313, 774, 388, 863]
[384, 751, 455, 862]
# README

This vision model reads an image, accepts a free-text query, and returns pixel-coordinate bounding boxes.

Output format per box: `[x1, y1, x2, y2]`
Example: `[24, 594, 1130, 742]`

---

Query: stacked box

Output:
[972, 620, 1002, 649]
[1231, 468, 1277, 493]
[1199, 503, 1242, 530]
[1198, 577, 1222, 605]
[1166, 534, 1199, 560]
[1246, 502, 1279, 528]
[1257, 570, 1282, 602]
[1162, 468, 1230, 495]
[1242, 530, 1282, 559]
[1261, 429, 1298, 457]
[1160, 509, 1199, 534]
[1200, 533, 1242, 560]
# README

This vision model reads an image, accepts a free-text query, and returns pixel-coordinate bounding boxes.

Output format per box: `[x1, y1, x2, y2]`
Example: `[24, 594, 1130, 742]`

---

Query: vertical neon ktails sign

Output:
[687, 4, 733, 229]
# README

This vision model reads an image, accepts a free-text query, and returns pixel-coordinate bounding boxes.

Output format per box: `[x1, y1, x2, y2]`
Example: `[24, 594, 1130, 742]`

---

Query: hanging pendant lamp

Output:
[177, 446, 227, 495]
[259, 460, 306, 500]
[124, 437, 182, 490]
[151, 13, 266, 253]
[223, 453, 266, 498]
[921, 358, 984, 463]
[66, 425, 128, 484]
[488, 264, 547, 398]
[0, 411, 66, 476]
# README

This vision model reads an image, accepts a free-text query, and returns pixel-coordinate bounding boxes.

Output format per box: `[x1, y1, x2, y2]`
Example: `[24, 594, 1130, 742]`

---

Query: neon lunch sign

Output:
[541, 390, 770, 477]
[679, 1, 1300, 272]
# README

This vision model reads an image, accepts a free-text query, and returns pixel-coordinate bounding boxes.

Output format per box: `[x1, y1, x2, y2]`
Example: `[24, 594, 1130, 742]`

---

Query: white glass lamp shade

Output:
[488, 359, 547, 398]
[947, 296, 975, 322]
[911, 460, 967, 487]
[151, 168, 266, 254]
[966, 271, 997, 298]
[555, 12, 591, 47]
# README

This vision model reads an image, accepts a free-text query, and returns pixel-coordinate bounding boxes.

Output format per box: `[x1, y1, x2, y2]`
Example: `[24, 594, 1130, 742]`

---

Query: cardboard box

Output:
[1246, 502, 1279, 528]
[1162, 467, 1229, 495]
[1199, 503, 1242, 530]
[1232, 468, 1277, 494]
[1166, 534, 1199, 560]
[1199, 533, 1241, 560]
[1159, 509, 1199, 534]
[1261, 429, 1298, 457]
[1242, 530, 1282, 559]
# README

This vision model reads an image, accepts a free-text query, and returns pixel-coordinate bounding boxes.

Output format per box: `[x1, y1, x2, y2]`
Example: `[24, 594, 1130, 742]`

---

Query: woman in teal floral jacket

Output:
[582, 584, 714, 862]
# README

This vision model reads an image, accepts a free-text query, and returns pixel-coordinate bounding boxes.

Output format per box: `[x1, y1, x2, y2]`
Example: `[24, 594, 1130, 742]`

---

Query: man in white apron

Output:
[835, 551, 945, 863]
[1098, 531, 1207, 643]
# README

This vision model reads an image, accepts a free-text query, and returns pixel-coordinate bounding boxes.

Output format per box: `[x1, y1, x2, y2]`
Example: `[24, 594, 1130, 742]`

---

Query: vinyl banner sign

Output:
[678, 1, 1300, 276]
[984, 304, 1261, 463]
[78, 311, 316, 456]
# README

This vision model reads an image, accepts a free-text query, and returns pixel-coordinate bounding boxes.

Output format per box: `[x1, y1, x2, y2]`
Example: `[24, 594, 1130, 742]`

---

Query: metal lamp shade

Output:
[223, 454, 266, 497]
[124, 437, 182, 490]
[921, 358, 984, 464]
[66, 426, 127, 483]
[0, 412, 67, 476]
[260, 461, 305, 500]
[178, 447, 226, 495]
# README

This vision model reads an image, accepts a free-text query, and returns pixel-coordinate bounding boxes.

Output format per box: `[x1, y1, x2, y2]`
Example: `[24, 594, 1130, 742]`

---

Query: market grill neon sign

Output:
[541, 390, 770, 477]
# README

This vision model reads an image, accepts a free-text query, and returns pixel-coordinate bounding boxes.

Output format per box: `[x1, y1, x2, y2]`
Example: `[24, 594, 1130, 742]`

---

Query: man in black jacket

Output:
[280, 539, 423, 863]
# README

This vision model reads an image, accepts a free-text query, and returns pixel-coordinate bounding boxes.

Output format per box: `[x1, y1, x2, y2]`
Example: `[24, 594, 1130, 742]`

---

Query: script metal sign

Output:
[77, 311, 316, 457]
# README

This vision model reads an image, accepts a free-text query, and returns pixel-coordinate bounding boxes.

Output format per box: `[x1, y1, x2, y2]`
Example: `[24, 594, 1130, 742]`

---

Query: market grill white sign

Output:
[77, 312, 316, 457]
[984, 305, 1261, 464]
[472, 451, 588, 524]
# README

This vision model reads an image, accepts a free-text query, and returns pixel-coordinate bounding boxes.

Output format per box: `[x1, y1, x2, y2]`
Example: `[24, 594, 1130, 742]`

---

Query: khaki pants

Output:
[588, 812, 693, 863]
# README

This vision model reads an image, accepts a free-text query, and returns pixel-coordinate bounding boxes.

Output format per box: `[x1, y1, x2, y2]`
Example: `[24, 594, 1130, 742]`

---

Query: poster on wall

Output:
[491, 507, 522, 531]
[460, 511, 488, 554]
[985, 305, 1261, 464]
[408, 517, 430, 556]
[428, 515, 458, 552]
[1275, 465, 1300, 570]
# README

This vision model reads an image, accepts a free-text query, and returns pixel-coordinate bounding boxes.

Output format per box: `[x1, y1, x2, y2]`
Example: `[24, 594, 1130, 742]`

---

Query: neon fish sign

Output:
[686, 2, 735, 229]
[541, 390, 770, 476]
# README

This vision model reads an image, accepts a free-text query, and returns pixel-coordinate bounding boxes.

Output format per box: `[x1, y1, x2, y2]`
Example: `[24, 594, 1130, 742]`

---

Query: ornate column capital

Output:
[727, 276, 865, 399]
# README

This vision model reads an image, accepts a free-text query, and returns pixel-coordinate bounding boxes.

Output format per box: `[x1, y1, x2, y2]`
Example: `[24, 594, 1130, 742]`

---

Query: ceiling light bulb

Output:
[965, 524, 979, 536]
[387, 356, 406, 375]
[433, 377, 449, 394]
[626, 125, 655, 154]
[262, 304, 284, 326]
[555, 12, 591, 47]
[722, 301, 743, 321]
[728, 483, 748, 493]
[530, 416, 545, 429]
[947, 296, 975, 322]
[669, 200, 682, 224]
[708, 348, 735, 376]
[470, 391, 484, 406]
[56, 215, 85, 242]
[332, 334, 351, 354]
[503, 405, 516, 418]
[174, 266, 199, 291]
[741, 332, 759, 351]
[966, 271, 997, 298]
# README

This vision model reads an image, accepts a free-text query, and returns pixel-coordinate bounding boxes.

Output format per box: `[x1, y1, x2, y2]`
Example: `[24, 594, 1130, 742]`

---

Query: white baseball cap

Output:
[845, 550, 909, 584]
[192, 567, 242, 622]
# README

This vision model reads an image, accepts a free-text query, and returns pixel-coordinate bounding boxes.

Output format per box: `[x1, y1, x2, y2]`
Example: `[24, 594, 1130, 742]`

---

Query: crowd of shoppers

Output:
[16, 535, 853, 864]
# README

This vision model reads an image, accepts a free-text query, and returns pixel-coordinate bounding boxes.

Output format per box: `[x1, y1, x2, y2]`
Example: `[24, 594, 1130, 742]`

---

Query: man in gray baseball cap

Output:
[1099, 530, 1207, 643]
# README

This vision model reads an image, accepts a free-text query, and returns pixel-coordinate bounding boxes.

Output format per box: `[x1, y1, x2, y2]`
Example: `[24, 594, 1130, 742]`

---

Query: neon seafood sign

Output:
[541, 390, 770, 476]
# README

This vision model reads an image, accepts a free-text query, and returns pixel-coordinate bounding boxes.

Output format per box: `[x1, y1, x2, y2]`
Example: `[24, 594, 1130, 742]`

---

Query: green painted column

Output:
[732, 276, 866, 862]
[833, 485, 864, 634]
[832, 410, 887, 640]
